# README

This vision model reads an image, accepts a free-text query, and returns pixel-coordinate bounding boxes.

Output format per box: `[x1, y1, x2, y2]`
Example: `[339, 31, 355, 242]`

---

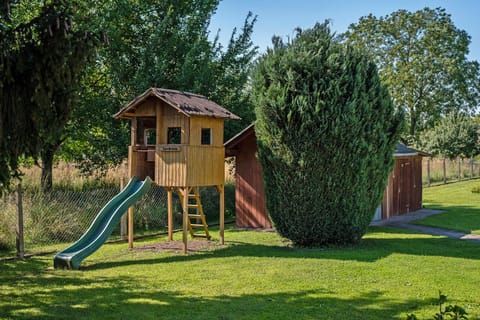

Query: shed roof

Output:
[394, 143, 429, 157]
[113, 88, 240, 120]
[224, 123, 255, 157]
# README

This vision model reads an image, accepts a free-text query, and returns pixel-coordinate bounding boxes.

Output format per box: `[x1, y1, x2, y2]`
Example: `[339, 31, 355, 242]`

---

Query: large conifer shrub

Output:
[253, 23, 404, 245]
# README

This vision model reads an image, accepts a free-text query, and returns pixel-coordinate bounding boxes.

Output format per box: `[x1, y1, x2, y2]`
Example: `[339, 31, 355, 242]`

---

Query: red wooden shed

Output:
[225, 124, 426, 228]
[378, 143, 427, 220]
[224, 124, 271, 228]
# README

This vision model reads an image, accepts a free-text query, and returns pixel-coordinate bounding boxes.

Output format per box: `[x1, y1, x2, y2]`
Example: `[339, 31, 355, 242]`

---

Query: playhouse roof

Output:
[113, 88, 240, 120]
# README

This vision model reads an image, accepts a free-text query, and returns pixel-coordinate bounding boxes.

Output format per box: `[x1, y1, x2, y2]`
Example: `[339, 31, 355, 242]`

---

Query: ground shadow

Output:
[0, 272, 435, 320]
[85, 226, 480, 272]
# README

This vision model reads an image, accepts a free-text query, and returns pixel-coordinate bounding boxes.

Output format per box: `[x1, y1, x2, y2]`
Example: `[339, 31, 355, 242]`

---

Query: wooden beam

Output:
[131, 117, 137, 146]
[182, 187, 190, 254]
[128, 146, 136, 249]
[120, 178, 127, 240]
[128, 207, 134, 249]
[156, 101, 162, 145]
[167, 187, 173, 241]
[216, 184, 225, 245]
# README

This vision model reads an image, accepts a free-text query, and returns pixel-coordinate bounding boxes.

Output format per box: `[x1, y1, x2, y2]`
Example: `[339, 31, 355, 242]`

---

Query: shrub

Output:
[253, 22, 404, 245]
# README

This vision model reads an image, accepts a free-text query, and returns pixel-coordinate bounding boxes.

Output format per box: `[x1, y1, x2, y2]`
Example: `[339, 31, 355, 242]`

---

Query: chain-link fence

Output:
[1, 180, 234, 257]
[423, 157, 480, 186]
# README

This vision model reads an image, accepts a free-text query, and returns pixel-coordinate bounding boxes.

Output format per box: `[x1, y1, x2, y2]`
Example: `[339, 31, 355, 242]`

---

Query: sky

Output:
[209, 0, 480, 62]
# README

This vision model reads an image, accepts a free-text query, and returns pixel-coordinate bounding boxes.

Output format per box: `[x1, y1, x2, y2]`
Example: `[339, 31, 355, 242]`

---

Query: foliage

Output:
[345, 7, 480, 139]
[406, 292, 468, 320]
[0, 0, 100, 191]
[98, 0, 257, 141]
[253, 22, 404, 245]
[58, 63, 129, 176]
[419, 112, 479, 159]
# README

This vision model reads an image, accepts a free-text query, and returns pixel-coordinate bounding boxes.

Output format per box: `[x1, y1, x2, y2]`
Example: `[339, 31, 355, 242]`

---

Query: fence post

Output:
[16, 183, 24, 259]
[120, 178, 127, 240]
[443, 158, 447, 184]
[427, 158, 431, 187]
[470, 157, 474, 180]
[458, 158, 461, 181]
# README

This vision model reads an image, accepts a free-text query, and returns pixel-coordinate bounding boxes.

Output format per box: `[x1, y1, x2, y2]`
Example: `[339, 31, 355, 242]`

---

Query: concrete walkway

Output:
[370, 209, 480, 243]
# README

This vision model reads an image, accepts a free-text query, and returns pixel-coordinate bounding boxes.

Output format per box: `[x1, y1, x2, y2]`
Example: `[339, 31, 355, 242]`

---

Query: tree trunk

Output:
[40, 144, 57, 192]
[409, 112, 417, 137]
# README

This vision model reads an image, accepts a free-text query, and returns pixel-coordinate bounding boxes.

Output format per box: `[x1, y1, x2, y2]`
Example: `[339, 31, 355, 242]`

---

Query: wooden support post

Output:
[128, 207, 134, 249]
[217, 184, 225, 245]
[167, 187, 173, 241]
[182, 187, 189, 254]
[16, 183, 24, 259]
[120, 178, 127, 240]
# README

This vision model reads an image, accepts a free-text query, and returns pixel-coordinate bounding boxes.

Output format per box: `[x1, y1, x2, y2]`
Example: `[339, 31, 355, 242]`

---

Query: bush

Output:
[253, 22, 403, 245]
[471, 185, 480, 193]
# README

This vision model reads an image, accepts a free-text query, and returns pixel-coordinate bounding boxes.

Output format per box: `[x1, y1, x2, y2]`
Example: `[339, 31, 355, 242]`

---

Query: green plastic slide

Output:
[53, 176, 152, 270]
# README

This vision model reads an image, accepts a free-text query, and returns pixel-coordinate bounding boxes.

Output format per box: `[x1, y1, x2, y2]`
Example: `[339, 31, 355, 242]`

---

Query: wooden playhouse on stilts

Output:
[114, 88, 239, 253]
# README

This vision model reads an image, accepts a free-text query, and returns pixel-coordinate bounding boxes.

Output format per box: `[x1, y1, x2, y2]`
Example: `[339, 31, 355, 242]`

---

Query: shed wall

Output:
[382, 156, 423, 218]
[233, 132, 271, 228]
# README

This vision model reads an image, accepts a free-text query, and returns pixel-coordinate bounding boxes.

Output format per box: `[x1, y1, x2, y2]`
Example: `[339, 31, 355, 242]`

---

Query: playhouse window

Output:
[167, 127, 181, 144]
[201, 128, 212, 145]
[144, 129, 156, 145]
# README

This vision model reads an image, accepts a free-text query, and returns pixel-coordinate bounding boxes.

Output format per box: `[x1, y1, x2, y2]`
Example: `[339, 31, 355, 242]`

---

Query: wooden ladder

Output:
[177, 187, 211, 240]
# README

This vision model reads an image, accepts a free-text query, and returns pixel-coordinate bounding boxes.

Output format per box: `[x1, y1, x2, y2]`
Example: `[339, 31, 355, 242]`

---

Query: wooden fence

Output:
[422, 157, 480, 186]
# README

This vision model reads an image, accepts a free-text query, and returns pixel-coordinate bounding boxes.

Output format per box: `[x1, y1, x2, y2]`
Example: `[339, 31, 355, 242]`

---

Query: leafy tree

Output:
[0, 0, 99, 191]
[344, 7, 480, 140]
[419, 112, 478, 159]
[253, 22, 404, 246]
[59, 0, 258, 176]
[58, 62, 129, 176]
[100, 0, 257, 140]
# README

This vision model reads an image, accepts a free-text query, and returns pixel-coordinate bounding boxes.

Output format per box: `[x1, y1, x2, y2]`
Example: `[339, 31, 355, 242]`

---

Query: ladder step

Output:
[192, 234, 211, 239]
[187, 204, 199, 209]
[188, 214, 202, 219]
[188, 194, 196, 198]
[190, 223, 206, 228]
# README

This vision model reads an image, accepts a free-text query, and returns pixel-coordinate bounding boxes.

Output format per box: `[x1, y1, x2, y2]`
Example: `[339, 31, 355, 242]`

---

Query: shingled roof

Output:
[113, 88, 240, 120]
[394, 143, 429, 157]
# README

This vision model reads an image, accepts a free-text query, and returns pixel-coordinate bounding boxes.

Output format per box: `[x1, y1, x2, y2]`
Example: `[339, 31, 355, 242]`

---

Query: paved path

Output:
[370, 209, 480, 243]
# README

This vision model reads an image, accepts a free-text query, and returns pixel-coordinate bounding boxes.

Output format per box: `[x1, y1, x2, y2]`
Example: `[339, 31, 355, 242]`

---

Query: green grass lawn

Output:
[418, 179, 480, 234]
[1, 226, 480, 320]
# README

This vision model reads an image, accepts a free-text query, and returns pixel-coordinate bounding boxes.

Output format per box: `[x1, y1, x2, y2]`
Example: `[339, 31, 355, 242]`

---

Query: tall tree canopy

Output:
[344, 7, 480, 140]
[59, 0, 257, 176]
[101, 0, 257, 139]
[253, 22, 404, 246]
[420, 112, 479, 159]
[0, 0, 99, 190]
